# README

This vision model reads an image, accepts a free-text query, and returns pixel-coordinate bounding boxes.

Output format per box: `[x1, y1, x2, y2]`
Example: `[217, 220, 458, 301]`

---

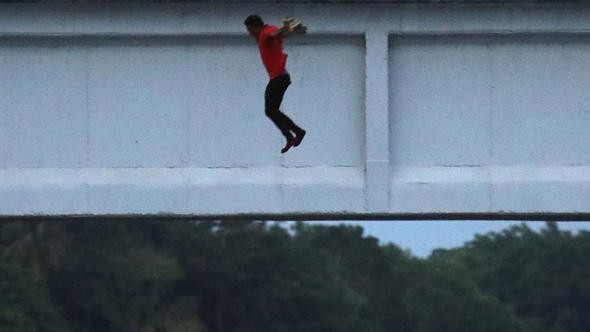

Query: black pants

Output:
[265, 72, 299, 138]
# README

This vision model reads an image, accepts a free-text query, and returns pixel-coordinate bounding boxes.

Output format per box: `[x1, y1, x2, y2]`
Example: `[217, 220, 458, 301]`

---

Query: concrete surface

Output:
[0, 3, 588, 216]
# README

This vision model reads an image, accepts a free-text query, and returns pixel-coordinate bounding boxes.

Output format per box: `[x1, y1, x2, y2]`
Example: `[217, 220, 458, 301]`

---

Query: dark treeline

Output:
[1, 220, 589, 332]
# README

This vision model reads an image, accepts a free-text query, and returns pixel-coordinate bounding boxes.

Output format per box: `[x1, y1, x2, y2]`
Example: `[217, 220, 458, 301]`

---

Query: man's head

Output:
[244, 15, 264, 38]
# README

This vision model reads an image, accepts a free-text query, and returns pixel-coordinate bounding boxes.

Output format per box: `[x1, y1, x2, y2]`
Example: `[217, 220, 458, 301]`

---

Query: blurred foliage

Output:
[0, 220, 588, 332]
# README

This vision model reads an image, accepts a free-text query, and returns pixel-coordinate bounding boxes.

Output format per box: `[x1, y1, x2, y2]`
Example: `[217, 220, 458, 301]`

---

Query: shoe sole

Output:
[281, 141, 295, 154]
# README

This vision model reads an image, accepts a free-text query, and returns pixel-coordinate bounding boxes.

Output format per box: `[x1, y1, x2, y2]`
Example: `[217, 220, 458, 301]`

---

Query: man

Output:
[244, 14, 306, 154]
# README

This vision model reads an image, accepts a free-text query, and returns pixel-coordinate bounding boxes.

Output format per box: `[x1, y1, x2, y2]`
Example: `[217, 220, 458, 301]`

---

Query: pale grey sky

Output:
[310, 221, 590, 258]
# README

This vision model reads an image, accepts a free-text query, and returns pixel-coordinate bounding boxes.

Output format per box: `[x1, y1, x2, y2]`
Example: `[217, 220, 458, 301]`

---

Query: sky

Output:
[309, 220, 590, 258]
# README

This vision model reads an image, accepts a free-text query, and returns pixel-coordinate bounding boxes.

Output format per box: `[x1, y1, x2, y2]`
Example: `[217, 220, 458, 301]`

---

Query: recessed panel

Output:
[389, 34, 590, 169]
[0, 35, 365, 169]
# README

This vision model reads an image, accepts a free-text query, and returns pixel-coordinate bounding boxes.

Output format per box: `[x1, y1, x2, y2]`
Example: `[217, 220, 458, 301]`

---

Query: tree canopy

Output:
[0, 220, 588, 332]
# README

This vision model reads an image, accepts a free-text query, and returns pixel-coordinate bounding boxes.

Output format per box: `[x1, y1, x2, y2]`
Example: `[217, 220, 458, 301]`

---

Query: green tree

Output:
[3, 219, 588, 332]
[445, 222, 589, 332]
[294, 223, 414, 331]
[0, 223, 69, 332]
[176, 220, 366, 332]
[47, 221, 193, 332]
[404, 249, 534, 332]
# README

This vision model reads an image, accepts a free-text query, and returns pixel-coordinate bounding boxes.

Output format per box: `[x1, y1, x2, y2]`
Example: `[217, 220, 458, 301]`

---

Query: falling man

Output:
[244, 15, 307, 153]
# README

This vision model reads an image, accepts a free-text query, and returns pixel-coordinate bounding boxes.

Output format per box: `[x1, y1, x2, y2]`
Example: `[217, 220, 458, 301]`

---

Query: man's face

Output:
[246, 24, 263, 39]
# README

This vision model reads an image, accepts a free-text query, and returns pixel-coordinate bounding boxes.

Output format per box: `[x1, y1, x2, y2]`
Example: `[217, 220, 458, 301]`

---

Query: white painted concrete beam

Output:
[0, 3, 589, 217]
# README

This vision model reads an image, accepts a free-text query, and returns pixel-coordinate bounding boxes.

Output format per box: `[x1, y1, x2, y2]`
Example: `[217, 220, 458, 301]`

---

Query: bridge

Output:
[1, 1, 589, 219]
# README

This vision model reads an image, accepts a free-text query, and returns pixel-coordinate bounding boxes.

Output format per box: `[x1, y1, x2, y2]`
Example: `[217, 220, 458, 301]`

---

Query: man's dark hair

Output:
[244, 15, 264, 27]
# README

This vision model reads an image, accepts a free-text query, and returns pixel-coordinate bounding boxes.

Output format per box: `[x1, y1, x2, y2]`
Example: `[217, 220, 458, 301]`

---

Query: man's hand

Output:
[272, 17, 307, 38]
[289, 21, 307, 34]
[282, 17, 307, 34]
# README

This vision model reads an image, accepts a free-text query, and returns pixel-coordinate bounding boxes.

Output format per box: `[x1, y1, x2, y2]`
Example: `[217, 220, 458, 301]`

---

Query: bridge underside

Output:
[2, 213, 589, 222]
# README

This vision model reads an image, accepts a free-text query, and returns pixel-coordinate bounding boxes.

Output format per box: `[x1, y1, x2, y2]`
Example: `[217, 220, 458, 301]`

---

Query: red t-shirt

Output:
[257, 25, 288, 79]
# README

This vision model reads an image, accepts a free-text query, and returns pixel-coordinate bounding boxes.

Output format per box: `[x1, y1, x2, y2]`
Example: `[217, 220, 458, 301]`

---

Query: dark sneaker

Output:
[281, 136, 296, 154]
[293, 129, 306, 147]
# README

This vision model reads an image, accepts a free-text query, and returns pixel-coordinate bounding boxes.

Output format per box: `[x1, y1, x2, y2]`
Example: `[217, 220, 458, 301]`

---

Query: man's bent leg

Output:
[265, 74, 300, 137]
[264, 73, 305, 153]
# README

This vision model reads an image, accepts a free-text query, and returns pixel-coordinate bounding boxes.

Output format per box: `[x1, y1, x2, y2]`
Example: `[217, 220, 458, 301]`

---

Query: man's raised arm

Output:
[271, 17, 307, 38]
